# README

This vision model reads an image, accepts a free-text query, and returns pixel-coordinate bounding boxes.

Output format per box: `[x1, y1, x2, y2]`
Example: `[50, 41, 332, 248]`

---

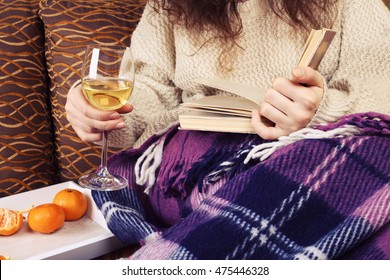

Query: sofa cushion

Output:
[0, 0, 54, 197]
[38, 0, 145, 182]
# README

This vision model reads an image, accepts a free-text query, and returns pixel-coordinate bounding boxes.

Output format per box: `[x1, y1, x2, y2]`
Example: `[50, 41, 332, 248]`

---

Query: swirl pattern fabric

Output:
[0, 0, 54, 196]
[38, 0, 145, 182]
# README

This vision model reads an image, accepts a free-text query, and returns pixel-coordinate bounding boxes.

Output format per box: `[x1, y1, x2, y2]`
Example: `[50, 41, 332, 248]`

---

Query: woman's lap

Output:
[106, 126, 264, 226]
[99, 114, 390, 259]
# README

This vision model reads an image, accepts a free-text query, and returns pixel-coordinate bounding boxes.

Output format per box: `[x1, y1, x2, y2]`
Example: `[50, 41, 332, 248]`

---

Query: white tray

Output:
[0, 181, 125, 260]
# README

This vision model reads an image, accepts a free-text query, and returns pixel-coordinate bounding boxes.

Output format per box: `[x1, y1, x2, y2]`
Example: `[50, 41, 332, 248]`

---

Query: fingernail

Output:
[293, 68, 304, 78]
[116, 122, 126, 129]
[110, 112, 121, 120]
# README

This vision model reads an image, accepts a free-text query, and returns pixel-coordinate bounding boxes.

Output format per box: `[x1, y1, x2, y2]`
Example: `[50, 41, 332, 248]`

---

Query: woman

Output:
[66, 0, 390, 259]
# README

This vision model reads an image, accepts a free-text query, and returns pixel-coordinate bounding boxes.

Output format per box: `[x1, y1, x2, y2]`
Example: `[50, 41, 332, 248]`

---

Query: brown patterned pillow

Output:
[38, 0, 145, 182]
[0, 0, 54, 197]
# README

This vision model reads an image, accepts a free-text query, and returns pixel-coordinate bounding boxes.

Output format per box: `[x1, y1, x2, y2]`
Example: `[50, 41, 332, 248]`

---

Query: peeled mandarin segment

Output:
[0, 208, 23, 236]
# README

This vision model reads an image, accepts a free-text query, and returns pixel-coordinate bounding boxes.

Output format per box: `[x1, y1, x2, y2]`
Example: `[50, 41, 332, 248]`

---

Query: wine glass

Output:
[78, 44, 134, 191]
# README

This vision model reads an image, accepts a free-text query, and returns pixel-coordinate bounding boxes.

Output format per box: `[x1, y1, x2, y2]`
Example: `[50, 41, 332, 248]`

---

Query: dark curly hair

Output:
[148, 0, 337, 40]
[144, 0, 337, 70]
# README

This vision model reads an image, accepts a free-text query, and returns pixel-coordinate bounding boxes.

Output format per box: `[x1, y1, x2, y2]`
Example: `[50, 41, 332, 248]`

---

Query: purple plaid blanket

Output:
[92, 112, 390, 260]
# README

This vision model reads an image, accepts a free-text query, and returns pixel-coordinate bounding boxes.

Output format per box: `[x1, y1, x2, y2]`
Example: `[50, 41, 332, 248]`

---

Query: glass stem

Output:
[97, 130, 110, 177]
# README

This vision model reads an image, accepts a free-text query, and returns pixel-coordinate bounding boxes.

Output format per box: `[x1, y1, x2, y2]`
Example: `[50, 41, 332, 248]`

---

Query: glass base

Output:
[78, 172, 128, 191]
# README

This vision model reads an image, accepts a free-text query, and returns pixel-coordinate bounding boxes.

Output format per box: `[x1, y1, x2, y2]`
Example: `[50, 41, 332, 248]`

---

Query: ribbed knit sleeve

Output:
[311, 0, 390, 124]
[108, 4, 182, 148]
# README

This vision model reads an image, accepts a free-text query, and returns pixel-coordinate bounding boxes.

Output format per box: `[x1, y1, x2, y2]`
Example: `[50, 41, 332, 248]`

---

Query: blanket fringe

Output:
[135, 124, 175, 194]
[244, 125, 360, 163]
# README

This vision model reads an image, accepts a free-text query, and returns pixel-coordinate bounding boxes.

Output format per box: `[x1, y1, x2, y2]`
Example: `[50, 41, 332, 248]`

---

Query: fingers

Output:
[261, 87, 290, 119]
[251, 110, 285, 140]
[252, 67, 325, 140]
[71, 126, 103, 143]
[117, 103, 133, 114]
[272, 76, 321, 106]
[261, 80, 312, 126]
[65, 85, 131, 142]
[292, 67, 323, 89]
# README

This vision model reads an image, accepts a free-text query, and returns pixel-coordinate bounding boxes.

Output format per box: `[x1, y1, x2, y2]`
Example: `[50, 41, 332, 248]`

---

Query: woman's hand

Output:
[65, 84, 133, 143]
[251, 67, 324, 140]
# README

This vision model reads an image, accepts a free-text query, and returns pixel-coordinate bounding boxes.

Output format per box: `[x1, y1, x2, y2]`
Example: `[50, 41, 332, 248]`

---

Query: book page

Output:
[194, 77, 265, 105]
[179, 111, 255, 133]
[181, 95, 260, 117]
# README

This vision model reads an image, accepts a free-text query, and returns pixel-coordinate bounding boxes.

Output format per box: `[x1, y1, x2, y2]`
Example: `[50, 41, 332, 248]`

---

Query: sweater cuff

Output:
[308, 78, 353, 126]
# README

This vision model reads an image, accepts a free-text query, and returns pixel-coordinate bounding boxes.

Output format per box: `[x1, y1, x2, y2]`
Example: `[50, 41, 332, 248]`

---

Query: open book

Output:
[179, 28, 336, 133]
[179, 80, 265, 133]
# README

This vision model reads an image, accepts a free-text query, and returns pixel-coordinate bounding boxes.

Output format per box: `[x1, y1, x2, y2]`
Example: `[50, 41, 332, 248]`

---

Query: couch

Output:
[1, 0, 390, 198]
[0, 0, 145, 197]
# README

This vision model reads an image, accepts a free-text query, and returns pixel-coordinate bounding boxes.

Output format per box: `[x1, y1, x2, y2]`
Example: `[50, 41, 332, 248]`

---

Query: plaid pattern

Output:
[93, 113, 390, 260]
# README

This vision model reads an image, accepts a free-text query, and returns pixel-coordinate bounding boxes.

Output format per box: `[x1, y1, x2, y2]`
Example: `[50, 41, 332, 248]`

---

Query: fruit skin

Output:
[53, 188, 88, 221]
[0, 208, 23, 236]
[27, 203, 65, 234]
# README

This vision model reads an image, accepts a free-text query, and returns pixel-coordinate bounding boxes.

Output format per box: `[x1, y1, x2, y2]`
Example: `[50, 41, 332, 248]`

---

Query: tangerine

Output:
[28, 203, 65, 234]
[53, 188, 88, 221]
[0, 208, 23, 236]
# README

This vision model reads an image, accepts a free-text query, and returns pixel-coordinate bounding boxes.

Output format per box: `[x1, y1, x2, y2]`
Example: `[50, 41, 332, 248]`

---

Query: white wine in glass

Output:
[78, 44, 134, 191]
[82, 78, 133, 111]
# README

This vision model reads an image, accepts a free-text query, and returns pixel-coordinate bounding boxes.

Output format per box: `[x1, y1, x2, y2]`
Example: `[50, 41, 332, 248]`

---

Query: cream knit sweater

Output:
[109, 0, 390, 148]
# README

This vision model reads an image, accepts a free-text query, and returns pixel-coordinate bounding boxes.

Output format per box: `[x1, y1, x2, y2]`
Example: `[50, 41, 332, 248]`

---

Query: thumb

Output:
[117, 103, 133, 114]
[292, 67, 323, 88]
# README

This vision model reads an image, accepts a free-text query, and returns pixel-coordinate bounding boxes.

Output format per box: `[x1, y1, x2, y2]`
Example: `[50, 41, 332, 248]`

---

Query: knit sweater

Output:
[109, 0, 390, 148]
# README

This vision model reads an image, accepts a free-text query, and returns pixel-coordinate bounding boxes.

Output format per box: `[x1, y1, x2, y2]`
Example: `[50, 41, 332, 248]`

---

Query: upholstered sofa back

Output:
[1, 0, 53, 195]
[0, 0, 145, 196]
